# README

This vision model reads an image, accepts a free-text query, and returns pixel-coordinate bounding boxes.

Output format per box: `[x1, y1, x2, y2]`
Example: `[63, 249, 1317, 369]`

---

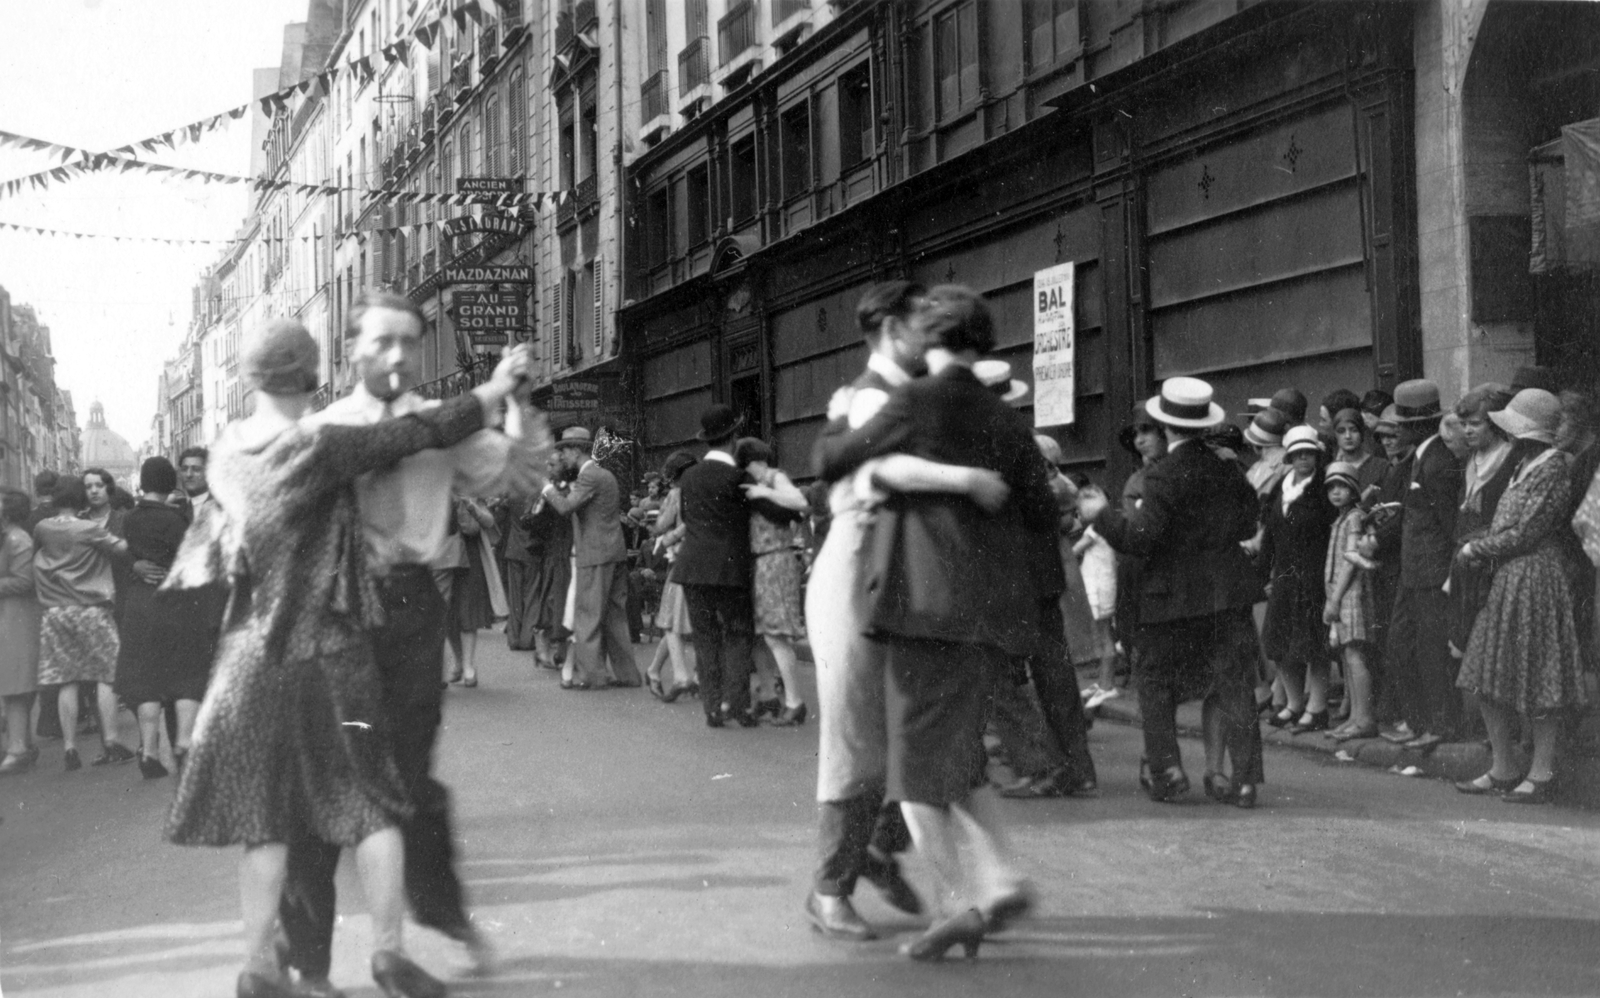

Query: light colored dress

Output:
[651, 487, 692, 635]
[0, 524, 41, 697]
[33, 517, 121, 685]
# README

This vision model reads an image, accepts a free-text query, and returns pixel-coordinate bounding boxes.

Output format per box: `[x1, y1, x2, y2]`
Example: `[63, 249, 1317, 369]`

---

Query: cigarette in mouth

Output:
[388, 372, 401, 395]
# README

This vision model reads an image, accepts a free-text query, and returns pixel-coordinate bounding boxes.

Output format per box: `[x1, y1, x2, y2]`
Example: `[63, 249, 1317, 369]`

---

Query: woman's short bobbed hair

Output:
[921, 284, 996, 356]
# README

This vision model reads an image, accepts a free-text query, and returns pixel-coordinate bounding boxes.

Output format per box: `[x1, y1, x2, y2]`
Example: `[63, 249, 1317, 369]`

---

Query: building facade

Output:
[0, 286, 81, 490]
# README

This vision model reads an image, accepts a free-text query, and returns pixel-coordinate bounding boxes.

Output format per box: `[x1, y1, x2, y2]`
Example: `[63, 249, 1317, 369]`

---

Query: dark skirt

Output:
[884, 639, 1004, 805]
[528, 550, 572, 632]
[452, 538, 496, 632]
[115, 580, 219, 704]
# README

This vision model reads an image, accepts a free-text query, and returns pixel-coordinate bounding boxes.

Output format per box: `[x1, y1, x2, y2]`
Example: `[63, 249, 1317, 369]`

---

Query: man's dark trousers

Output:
[1136, 607, 1263, 783]
[681, 583, 754, 720]
[1388, 585, 1461, 738]
[813, 797, 911, 897]
[280, 566, 470, 978]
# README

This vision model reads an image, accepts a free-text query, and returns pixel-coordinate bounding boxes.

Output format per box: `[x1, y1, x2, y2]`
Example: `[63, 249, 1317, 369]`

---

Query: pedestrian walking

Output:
[540, 426, 641, 690]
[0, 489, 41, 776]
[279, 292, 545, 993]
[163, 316, 532, 998]
[113, 457, 217, 779]
[1081, 376, 1266, 808]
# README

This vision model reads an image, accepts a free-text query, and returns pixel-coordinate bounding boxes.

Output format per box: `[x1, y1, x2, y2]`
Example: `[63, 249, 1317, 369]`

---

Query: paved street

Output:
[4, 635, 1600, 998]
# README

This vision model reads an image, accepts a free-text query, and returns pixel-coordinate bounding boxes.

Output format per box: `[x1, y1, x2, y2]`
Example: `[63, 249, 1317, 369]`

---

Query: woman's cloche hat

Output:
[1283, 425, 1325, 457]
[1145, 376, 1225, 429]
[1243, 407, 1289, 449]
[1324, 461, 1361, 492]
[1489, 388, 1562, 443]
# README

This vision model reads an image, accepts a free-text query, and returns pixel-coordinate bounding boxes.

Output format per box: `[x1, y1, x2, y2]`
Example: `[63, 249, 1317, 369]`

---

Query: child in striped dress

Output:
[1322, 462, 1377, 741]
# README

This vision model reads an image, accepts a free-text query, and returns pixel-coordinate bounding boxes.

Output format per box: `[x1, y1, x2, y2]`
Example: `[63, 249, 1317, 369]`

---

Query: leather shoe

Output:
[370, 950, 445, 998]
[862, 854, 923, 915]
[1146, 765, 1190, 803]
[559, 680, 592, 691]
[803, 890, 876, 941]
[705, 711, 724, 728]
[733, 711, 759, 728]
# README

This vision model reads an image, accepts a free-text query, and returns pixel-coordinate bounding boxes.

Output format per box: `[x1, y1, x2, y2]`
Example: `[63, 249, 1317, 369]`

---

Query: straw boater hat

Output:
[1243, 407, 1289, 449]
[1391, 379, 1444, 423]
[973, 359, 1029, 403]
[1324, 461, 1361, 492]
[554, 426, 594, 450]
[1489, 388, 1562, 443]
[1145, 376, 1225, 429]
[1283, 425, 1325, 457]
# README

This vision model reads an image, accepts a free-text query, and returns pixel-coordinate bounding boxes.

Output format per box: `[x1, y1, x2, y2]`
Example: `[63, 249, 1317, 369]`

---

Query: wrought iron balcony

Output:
[679, 36, 710, 95]
[575, 174, 598, 212]
[719, 1, 755, 66]
[413, 355, 495, 402]
[478, 22, 501, 72]
[642, 70, 668, 123]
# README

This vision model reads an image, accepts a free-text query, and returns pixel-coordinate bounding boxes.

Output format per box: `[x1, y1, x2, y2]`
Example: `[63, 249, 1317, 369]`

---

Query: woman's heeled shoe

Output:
[1288, 710, 1330, 735]
[772, 703, 808, 726]
[1455, 771, 1523, 795]
[1203, 772, 1235, 803]
[371, 950, 445, 998]
[1267, 707, 1301, 729]
[901, 909, 985, 962]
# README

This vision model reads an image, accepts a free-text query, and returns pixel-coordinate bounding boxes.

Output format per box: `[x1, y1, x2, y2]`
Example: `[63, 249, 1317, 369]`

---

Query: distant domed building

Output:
[80, 401, 139, 493]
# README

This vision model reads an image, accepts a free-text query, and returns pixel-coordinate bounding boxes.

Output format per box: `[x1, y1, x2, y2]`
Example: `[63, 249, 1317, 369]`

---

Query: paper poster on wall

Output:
[1032, 261, 1075, 428]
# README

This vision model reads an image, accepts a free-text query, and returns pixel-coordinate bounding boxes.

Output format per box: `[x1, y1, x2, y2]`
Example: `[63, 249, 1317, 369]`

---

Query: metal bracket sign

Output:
[456, 177, 524, 195]
[454, 289, 528, 347]
[442, 264, 534, 284]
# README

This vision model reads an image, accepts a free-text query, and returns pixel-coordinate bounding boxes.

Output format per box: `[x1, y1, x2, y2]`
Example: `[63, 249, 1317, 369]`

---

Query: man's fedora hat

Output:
[1145, 376, 1225, 429]
[973, 359, 1029, 403]
[554, 426, 594, 450]
[697, 403, 744, 442]
[1391, 379, 1444, 422]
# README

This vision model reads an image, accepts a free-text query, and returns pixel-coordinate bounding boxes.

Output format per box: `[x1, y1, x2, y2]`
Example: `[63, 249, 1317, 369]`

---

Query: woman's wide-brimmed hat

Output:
[1283, 425, 1325, 457]
[1145, 376, 1225, 429]
[973, 359, 1029, 403]
[696, 403, 744, 442]
[1391, 379, 1444, 422]
[1324, 461, 1360, 492]
[1243, 407, 1289, 449]
[1489, 388, 1562, 442]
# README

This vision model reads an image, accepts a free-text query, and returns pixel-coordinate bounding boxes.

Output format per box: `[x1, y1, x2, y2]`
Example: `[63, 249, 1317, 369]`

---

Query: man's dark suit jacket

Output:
[1397, 436, 1462, 590]
[818, 364, 1060, 658]
[1091, 438, 1262, 627]
[671, 457, 753, 589]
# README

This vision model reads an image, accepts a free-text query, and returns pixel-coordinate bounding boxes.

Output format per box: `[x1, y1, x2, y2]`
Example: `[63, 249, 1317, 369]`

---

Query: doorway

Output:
[729, 374, 763, 441]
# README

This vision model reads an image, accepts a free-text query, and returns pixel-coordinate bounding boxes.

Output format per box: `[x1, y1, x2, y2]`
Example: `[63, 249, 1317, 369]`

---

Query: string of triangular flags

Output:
[0, 150, 569, 208]
[0, 211, 528, 247]
[0, 0, 510, 180]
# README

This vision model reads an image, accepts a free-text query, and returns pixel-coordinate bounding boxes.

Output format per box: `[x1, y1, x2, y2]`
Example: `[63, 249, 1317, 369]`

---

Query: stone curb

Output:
[1094, 695, 1600, 809]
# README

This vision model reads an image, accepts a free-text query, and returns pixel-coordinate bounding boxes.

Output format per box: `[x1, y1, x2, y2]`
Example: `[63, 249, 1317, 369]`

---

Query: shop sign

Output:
[1032, 261, 1075, 428]
[456, 177, 524, 194]
[454, 290, 526, 347]
[444, 213, 526, 239]
[442, 264, 534, 284]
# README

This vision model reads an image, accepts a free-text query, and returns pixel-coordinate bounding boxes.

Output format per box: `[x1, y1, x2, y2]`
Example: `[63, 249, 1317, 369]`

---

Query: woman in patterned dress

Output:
[1455, 389, 1589, 804]
[1321, 462, 1378, 741]
[162, 319, 532, 998]
[736, 438, 811, 726]
[33, 475, 133, 771]
[0, 490, 42, 775]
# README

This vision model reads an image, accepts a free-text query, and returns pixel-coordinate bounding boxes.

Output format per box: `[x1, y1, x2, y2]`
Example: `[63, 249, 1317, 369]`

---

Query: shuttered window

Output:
[485, 95, 502, 178]
[550, 277, 564, 367]
[591, 258, 603, 354]
[508, 67, 527, 177]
